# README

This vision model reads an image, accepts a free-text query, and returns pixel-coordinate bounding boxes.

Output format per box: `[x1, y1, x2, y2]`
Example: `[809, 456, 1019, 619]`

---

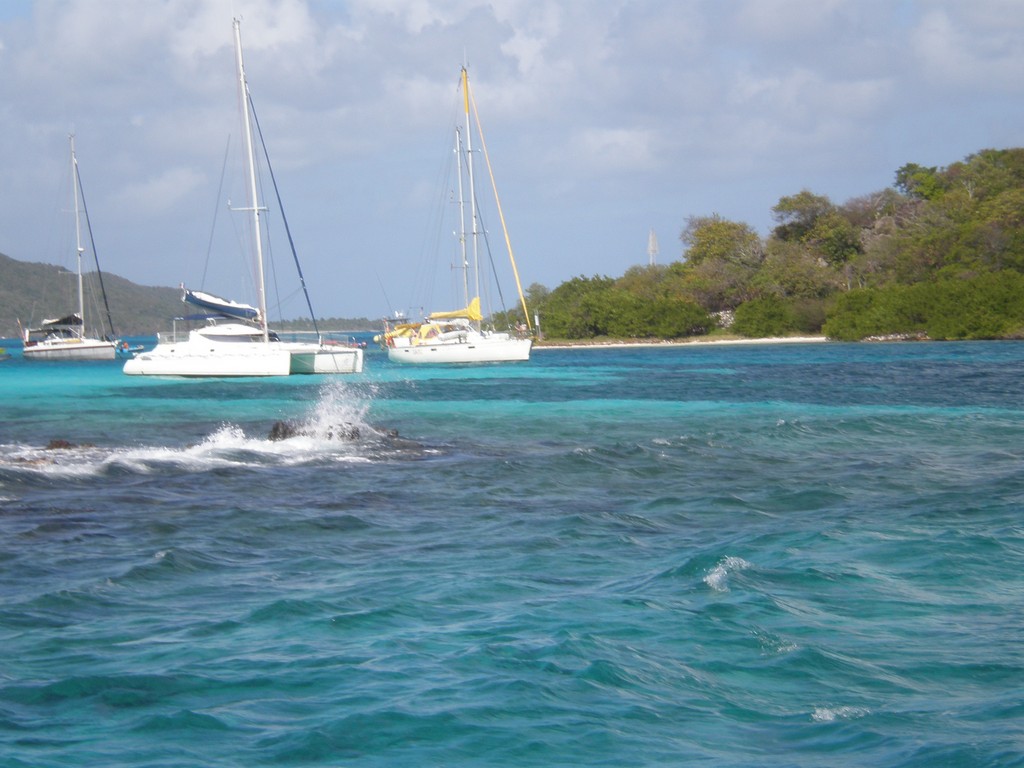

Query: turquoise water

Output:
[1, 340, 1022, 766]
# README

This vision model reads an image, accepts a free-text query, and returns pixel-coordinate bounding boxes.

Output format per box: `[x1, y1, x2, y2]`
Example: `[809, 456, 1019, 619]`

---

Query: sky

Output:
[2, 0, 1023, 321]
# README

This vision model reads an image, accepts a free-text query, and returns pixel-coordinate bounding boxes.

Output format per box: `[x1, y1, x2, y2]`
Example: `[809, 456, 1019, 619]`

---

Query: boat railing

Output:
[158, 316, 215, 344]
[156, 329, 187, 344]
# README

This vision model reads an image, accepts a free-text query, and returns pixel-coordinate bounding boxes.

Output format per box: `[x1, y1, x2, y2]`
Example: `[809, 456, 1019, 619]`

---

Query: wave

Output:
[811, 705, 870, 722]
[0, 380, 428, 480]
[704, 556, 753, 592]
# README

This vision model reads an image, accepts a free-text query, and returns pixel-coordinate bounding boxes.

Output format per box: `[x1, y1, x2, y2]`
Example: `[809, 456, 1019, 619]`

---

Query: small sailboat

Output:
[22, 135, 120, 362]
[381, 67, 532, 364]
[124, 18, 363, 377]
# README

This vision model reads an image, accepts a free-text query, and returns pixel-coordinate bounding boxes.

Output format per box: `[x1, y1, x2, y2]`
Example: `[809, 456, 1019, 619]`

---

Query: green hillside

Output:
[0, 251, 185, 338]
[0, 252, 377, 338]
[502, 146, 1024, 342]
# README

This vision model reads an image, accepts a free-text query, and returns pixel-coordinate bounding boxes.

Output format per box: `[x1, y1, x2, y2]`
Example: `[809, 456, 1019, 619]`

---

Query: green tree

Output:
[615, 264, 671, 300]
[646, 298, 711, 337]
[839, 189, 906, 228]
[805, 210, 863, 266]
[965, 187, 1024, 272]
[678, 215, 763, 312]
[534, 272, 710, 340]
[822, 272, 1024, 341]
[526, 282, 550, 308]
[732, 296, 798, 338]
[754, 240, 842, 298]
[681, 215, 761, 267]
[771, 190, 834, 242]
[536, 275, 615, 338]
[895, 163, 944, 200]
[682, 257, 759, 312]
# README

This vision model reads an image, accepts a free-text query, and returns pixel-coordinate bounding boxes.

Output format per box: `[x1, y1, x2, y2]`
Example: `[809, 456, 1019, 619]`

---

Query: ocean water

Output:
[0, 339, 1022, 767]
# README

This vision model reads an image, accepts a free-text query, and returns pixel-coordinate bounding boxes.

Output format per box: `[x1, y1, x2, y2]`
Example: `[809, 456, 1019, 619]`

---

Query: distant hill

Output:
[0, 251, 377, 338]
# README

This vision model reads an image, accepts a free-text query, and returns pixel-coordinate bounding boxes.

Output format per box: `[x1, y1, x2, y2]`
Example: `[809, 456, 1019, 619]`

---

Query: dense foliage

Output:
[517, 147, 1024, 342]
[823, 271, 1024, 341]
[533, 274, 711, 339]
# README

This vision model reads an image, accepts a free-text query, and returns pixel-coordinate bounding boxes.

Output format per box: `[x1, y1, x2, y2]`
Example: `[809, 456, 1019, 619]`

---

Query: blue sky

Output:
[2, 0, 1023, 321]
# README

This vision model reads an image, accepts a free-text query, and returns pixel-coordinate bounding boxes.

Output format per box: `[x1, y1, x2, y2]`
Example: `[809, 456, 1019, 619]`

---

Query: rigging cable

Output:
[468, 84, 532, 331]
[247, 91, 321, 339]
[202, 135, 233, 289]
[75, 160, 117, 339]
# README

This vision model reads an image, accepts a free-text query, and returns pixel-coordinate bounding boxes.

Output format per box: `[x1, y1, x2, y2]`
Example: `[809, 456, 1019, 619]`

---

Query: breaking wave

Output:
[703, 555, 753, 592]
[0, 380, 425, 479]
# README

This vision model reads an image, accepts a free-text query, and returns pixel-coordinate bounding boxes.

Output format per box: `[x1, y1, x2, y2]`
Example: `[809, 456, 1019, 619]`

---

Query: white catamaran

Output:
[23, 135, 120, 361]
[380, 67, 532, 364]
[124, 19, 362, 377]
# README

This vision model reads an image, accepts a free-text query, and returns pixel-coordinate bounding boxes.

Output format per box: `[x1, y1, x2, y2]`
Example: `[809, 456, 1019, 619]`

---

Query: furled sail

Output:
[39, 313, 84, 328]
[183, 288, 260, 321]
[428, 297, 482, 322]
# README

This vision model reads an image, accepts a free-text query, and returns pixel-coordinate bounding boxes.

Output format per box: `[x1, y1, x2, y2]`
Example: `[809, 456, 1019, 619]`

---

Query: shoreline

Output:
[533, 336, 828, 350]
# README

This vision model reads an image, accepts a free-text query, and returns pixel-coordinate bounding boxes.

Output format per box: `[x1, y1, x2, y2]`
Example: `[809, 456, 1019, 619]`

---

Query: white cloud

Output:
[569, 127, 659, 174]
[734, 0, 847, 41]
[910, 6, 1024, 90]
[1, 0, 1023, 317]
[110, 167, 208, 216]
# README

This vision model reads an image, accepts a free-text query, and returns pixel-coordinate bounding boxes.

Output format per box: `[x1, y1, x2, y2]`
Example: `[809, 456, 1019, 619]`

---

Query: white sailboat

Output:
[23, 135, 119, 361]
[381, 67, 532, 364]
[124, 19, 362, 377]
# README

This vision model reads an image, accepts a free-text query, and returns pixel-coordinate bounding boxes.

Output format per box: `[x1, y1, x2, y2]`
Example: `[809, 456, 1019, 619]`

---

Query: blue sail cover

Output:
[183, 289, 260, 321]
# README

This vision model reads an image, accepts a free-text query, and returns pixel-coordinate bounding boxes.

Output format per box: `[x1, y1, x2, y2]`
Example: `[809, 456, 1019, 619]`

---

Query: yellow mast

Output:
[464, 69, 532, 332]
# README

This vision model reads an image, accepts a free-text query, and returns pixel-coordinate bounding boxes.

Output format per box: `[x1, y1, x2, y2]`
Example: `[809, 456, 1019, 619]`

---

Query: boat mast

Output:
[465, 72, 533, 332]
[461, 67, 481, 330]
[70, 134, 85, 340]
[455, 127, 470, 309]
[233, 18, 269, 343]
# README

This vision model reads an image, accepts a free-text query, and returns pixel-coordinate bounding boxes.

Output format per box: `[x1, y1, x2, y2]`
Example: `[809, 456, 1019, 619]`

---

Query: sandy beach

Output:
[534, 336, 828, 350]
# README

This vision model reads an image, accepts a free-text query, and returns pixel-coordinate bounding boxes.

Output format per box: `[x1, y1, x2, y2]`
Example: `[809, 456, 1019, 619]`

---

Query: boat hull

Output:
[388, 336, 531, 364]
[23, 340, 118, 361]
[123, 343, 293, 376]
[286, 346, 364, 374]
[123, 339, 363, 377]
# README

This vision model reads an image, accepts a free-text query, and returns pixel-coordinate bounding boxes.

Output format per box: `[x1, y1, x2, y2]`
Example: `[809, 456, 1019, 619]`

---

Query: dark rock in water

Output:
[380, 430, 422, 451]
[267, 420, 416, 447]
[45, 439, 94, 450]
[268, 420, 360, 441]
[268, 421, 302, 441]
[324, 424, 360, 441]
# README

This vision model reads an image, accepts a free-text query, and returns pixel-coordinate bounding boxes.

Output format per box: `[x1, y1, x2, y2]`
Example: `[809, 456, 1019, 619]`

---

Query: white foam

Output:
[704, 555, 752, 591]
[0, 380, 410, 477]
[298, 379, 373, 441]
[811, 705, 869, 722]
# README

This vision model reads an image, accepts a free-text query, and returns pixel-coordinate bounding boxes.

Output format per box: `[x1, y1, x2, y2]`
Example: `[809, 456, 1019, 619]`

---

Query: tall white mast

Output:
[461, 67, 481, 329]
[648, 228, 659, 266]
[233, 18, 269, 343]
[455, 127, 469, 308]
[70, 134, 85, 339]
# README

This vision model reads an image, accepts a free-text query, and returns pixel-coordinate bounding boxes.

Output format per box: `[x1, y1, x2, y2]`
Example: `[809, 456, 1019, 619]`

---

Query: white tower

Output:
[648, 228, 659, 266]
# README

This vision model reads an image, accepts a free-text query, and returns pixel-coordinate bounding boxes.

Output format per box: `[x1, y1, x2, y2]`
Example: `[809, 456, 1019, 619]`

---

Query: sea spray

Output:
[296, 379, 374, 442]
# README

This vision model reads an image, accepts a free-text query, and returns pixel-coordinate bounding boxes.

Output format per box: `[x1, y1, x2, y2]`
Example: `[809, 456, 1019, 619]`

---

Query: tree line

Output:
[496, 147, 1024, 342]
